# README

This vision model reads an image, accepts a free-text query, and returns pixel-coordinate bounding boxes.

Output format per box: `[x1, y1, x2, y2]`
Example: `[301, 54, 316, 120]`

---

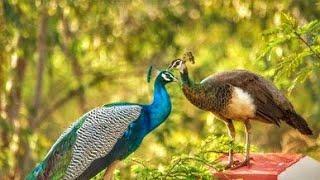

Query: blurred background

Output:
[0, 0, 320, 179]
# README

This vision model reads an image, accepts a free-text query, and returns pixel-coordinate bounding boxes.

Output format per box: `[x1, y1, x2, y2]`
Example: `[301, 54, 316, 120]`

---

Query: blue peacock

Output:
[27, 69, 177, 180]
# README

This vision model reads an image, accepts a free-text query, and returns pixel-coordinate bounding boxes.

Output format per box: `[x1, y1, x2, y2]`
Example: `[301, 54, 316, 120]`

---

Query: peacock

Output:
[168, 52, 313, 169]
[27, 69, 177, 180]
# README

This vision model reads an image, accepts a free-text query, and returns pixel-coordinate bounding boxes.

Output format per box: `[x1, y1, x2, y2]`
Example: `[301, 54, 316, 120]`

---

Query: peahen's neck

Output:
[180, 65, 192, 86]
[180, 66, 212, 110]
[147, 78, 172, 132]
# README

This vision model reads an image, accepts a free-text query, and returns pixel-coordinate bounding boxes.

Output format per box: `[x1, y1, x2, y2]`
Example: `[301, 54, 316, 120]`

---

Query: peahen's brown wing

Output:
[201, 70, 294, 125]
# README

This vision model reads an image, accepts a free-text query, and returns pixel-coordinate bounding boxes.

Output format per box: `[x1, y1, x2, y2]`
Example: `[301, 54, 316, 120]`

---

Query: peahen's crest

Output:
[182, 51, 195, 64]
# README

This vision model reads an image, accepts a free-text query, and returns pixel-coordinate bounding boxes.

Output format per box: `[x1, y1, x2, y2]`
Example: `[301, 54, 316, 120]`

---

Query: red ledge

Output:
[214, 153, 304, 180]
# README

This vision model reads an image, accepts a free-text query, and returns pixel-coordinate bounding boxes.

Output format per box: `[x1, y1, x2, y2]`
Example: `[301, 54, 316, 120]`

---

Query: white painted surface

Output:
[279, 156, 320, 180]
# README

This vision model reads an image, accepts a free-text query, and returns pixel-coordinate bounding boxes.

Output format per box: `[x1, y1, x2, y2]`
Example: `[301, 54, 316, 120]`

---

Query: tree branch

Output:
[293, 31, 320, 60]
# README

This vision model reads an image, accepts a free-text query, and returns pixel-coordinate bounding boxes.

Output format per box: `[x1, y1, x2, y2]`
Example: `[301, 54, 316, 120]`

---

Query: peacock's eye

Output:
[162, 73, 173, 81]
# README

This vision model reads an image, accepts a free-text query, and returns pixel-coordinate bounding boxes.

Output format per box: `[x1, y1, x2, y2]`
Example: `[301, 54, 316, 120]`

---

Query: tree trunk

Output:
[20, 4, 48, 177]
[0, 49, 9, 149]
[5, 57, 26, 129]
[5, 54, 27, 178]
[30, 6, 48, 124]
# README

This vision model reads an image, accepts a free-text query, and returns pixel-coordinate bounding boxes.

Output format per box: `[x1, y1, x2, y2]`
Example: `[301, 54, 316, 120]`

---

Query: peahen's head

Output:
[167, 59, 186, 73]
[167, 52, 194, 73]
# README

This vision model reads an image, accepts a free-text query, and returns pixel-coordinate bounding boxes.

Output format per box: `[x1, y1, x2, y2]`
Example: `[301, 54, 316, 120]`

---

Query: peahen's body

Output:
[168, 55, 312, 169]
[27, 71, 177, 180]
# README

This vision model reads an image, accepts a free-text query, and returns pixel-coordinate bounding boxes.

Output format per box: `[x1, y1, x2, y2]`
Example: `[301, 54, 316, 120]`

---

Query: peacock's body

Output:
[168, 53, 312, 169]
[27, 70, 177, 180]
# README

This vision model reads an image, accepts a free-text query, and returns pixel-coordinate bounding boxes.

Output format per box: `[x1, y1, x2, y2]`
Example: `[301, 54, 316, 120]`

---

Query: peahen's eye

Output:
[174, 60, 181, 67]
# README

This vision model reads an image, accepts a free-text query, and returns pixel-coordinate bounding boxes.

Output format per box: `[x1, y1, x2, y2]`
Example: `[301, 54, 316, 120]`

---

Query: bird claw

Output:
[233, 160, 240, 164]
[224, 158, 251, 170]
[224, 160, 239, 170]
[224, 162, 232, 169]
[229, 158, 250, 170]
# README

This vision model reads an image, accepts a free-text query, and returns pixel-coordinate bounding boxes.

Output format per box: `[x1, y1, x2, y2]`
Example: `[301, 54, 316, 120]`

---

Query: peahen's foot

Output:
[224, 162, 232, 169]
[224, 160, 240, 170]
[229, 158, 250, 170]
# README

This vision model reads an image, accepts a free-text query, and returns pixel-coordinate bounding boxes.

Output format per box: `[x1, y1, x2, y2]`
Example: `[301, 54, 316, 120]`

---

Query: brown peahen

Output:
[168, 52, 313, 169]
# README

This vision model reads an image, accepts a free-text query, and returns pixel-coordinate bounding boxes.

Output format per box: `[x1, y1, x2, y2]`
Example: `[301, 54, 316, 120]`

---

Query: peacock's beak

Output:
[172, 76, 179, 82]
[172, 77, 182, 87]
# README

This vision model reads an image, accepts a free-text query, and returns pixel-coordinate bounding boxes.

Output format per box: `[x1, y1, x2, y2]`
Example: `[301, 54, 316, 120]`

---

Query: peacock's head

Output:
[157, 70, 178, 84]
[147, 66, 178, 84]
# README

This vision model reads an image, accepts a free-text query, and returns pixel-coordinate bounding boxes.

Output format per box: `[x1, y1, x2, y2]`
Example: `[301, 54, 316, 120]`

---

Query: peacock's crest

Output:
[147, 66, 153, 83]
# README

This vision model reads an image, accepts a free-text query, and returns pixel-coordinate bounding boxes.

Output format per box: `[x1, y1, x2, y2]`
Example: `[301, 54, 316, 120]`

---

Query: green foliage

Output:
[259, 13, 320, 93]
[131, 135, 243, 179]
[94, 135, 246, 179]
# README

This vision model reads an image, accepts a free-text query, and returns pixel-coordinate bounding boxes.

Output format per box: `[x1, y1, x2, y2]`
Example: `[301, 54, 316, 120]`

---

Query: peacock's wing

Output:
[63, 105, 142, 180]
[27, 115, 87, 180]
[28, 105, 142, 180]
[202, 70, 293, 125]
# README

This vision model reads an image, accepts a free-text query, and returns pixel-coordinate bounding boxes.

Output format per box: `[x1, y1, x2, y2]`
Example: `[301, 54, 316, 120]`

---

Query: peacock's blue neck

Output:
[146, 78, 172, 132]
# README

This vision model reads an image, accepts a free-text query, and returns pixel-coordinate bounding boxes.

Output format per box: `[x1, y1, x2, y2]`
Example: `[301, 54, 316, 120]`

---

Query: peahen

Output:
[27, 69, 177, 180]
[168, 52, 313, 169]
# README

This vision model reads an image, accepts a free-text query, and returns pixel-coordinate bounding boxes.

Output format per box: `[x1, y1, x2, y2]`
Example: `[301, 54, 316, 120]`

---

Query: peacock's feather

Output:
[27, 115, 86, 180]
[103, 102, 140, 108]
[64, 105, 142, 179]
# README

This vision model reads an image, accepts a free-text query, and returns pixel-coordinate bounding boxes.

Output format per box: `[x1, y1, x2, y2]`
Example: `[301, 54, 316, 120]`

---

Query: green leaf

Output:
[299, 20, 320, 34]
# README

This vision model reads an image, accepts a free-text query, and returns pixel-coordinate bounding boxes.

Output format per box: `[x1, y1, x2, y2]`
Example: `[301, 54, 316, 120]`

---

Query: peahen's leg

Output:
[231, 121, 251, 169]
[104, 160, 119, 180]
[244, 121, 251, 164]
[225, 119, 235, 169]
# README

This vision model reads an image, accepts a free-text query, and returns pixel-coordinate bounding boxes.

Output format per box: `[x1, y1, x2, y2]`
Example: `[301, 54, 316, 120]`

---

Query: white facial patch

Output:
[161, 73, 171, 81]
[175, 61, 182, 68]
[226, 87, 256, 119]
[178, 62, 186, 73]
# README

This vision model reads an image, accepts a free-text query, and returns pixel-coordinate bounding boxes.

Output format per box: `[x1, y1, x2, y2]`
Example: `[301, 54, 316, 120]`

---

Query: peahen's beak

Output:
[167, 65, 174, 71]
